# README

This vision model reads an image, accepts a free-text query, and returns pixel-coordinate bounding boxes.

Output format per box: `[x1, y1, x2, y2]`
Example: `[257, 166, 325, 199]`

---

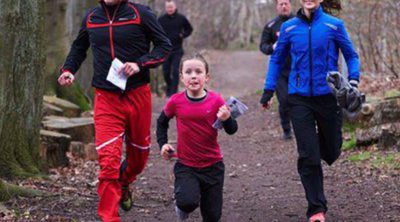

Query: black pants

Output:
[174, 161, 225, 222]
[162, 48, 184, 97]
[288, 94, 343, 218]
[275, 74, 291, 133]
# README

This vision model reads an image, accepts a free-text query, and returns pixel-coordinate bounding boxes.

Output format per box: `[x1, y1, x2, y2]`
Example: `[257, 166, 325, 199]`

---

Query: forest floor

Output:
[3, 50, 400, 222]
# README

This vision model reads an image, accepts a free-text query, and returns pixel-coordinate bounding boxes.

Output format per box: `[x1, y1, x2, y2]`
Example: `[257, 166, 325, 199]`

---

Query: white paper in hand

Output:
[106, 58, 127, 90]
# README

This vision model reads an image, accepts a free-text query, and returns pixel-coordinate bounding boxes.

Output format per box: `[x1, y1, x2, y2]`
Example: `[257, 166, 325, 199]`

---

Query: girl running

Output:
[260, 0, 359, 221]
[156, 53, 238, 222]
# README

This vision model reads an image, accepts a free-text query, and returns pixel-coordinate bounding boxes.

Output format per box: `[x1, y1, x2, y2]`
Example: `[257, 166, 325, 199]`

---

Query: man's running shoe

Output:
[120, 186, 133, 211]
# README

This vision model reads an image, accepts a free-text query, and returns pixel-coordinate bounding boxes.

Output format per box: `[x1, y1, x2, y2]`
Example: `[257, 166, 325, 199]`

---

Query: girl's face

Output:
[300, 0, 323, 11]
[180, 59, 209, 95]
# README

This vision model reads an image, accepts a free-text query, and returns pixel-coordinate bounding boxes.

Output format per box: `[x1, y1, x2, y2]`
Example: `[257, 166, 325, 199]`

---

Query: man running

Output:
[260, 0, 294, 140]
[58, 0, 171, 221]
[158, 0, 193, 97]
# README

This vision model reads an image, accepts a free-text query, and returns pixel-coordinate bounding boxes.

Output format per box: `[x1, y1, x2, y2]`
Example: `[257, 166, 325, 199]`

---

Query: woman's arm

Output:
[335, 20, 360, 83]
[263, 24, 291, 92]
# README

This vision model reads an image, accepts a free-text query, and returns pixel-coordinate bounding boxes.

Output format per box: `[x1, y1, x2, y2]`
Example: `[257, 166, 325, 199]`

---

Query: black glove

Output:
[260, 90, 274, 106]
[336, 86, 362, 113]
[347, 79, 362, 112]
[336, 88, 347, 108]
[346, 87, 362, 112]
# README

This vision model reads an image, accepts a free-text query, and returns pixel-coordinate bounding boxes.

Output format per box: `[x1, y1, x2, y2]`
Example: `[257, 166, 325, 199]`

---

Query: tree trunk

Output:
[0, 0, 46, 179]
[45, 0, 96, 110]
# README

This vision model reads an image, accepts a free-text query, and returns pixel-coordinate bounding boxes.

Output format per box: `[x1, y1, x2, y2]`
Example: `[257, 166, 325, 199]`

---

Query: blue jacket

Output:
[264, 7, 360, 96]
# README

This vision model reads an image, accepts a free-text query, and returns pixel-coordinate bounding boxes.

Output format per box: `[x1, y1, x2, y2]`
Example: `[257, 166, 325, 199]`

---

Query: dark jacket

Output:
[264, 7, 360, 96]
[61, 1, 172, 91]
[158, 11, 193, 51]
[260, 14, 293, 77]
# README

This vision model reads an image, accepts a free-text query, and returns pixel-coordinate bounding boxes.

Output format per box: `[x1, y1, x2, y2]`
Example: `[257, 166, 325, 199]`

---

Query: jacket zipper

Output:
[308, 24, 313, 96]
[296, 73, 300, 87]
[103, 4, 121, 59]
[326, 41, 330, 71]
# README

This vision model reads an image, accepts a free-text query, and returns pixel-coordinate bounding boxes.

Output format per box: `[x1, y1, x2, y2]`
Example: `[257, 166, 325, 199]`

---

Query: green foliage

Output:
[56, 83, 91, 111]
[256, 89, 263, 96]
[342, 121, 359, 133]
[342, 135, 356, 151]
[384, 89, 400, 99]
[348, 151, 400, 169]
[371, 153, 400, 169]
[348, 151, 371, 162]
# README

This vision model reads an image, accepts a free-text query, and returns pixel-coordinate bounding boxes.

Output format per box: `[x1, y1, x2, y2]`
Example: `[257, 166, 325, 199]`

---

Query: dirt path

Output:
[6, 50, 399, 222]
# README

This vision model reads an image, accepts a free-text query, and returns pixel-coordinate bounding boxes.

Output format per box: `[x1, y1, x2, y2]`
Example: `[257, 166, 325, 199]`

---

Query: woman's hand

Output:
[260, 90, 274, 109]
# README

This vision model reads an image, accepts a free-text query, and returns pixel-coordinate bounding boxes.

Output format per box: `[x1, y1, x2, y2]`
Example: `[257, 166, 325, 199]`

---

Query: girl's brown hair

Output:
[179, 52, 209, 74]
[321, 0, 342, 16]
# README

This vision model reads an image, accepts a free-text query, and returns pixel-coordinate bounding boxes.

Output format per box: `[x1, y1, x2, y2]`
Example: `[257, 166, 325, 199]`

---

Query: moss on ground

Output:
[342, 134, 357, 151]
[0, 181, 43, 202]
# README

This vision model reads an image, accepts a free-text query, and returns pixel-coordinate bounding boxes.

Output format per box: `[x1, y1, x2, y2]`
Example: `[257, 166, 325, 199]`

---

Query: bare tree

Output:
[345, 0, 400, 77]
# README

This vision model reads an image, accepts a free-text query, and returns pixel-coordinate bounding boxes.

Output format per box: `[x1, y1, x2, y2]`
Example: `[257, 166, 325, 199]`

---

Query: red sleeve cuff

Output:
[60, 68, 73, 75]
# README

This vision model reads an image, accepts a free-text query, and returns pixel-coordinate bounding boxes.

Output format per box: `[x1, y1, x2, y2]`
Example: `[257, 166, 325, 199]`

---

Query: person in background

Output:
[260, 0, 359, 221]
[58, 0, 171, 221]
[158, 0, 193, 97]
[260, 0, 294, 140]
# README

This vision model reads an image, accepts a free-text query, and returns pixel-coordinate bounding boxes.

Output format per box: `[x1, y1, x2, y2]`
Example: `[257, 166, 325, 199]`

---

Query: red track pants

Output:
[94, 85, 151, 222]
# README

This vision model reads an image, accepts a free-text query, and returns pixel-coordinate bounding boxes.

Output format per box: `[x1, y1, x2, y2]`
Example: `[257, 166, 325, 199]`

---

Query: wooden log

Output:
[69, 141, 85, 158]
[40, 130, 70, 168]
[84, 143, 98, 161]
[43, 96, 81, 117]
[356, 122, 400, 149]
[378, 123, 400, 149]
[42, 102, 64, 117]
[42, 116, 94, 143]
[356, 125, 380, 146]
[81, 110, 94, 118]
[360, 103, 374, 116]
[356, 97, 400, 127]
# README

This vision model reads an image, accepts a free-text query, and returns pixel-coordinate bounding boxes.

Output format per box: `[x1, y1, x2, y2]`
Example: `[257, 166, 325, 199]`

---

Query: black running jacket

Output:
[61, 0, 172, 91]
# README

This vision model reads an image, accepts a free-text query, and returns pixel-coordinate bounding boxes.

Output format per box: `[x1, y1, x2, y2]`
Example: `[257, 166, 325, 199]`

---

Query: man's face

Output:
[104, 0, 120, 6]
[165, 2, 177, 15]
[276, 0, 292, 17]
